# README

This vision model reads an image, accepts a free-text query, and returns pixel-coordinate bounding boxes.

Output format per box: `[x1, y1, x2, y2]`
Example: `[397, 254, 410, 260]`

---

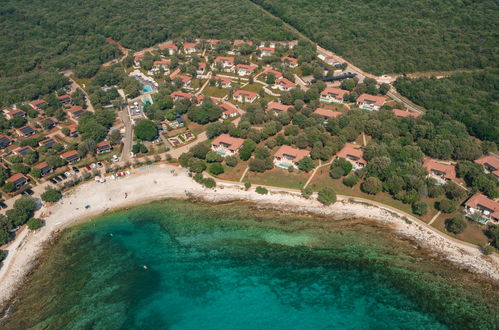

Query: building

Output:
[4, 108, 26, 120]
[313, 108, 342, 121]
[16, 125, 36, 137]
[233, 40, 253, 47]
[159, 43, 178, 55]
[214, 57, 235, 71]
[392, 109, 421, 118]
[197, 62, 207, 75]
[236, 64, 257, 76]
[474, 155, 499, 178]
[320, 87, 349, 104]
[213, 76, 232, 89]
[38, 117, 57, 129]
[0, 135, 13, 149]
[171, 74, 192, 88]
[337, 144, 366, 169]
[6, 173, 28, 190]
[152, 59, 171, 73]
[267, 102, 292, 115]
[67, 106, 86, 120]
[464, 193, 499, 224]
[219, 103, 239, 119]
[133, 53, 145, 66]
[61, 150, 81, 164]
[423, 158, 456, 184]
[273, 145, 310, 169]
[356, 93, 386, 111]
[34, 162, 53, 177]
[170, 91, 193, 101]
[233, 90, 258, 103]
[211, 134, 244, 156]
[183, 42, 199, 54]
[63, 122, 79, 137]
[39, 137, 58, 148]
[96, 141, 112, 154]
[208, 39, 221, 49]
[57, 94, 71, 104]
[15, 146, 34, 156]
[262, 68, 282, 80]
[275, 78, 296, 91]
[28, 99, 47, 110]
[259, 47, 275, 57]
[281, 56, 298, 68]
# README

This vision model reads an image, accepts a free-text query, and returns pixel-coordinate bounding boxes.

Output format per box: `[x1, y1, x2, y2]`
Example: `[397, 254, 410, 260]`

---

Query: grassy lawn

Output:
[190, 78, 206, 89]
[218, 160, 248, 182]
[245, 167, 311, 190]
[432, 212, 490, 247]
[187, 121, 207, 135]
[241, 83, 263, 93]
[202, 86, 228, 98]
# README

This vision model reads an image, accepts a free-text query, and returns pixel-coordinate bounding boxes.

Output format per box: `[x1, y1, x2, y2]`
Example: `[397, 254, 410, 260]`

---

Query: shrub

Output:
[134, 119, 158, 141]
[412, 201, 428, 216]
[332, 158, 352, 176]
[484, 224, 499, 249]
[225, 155, 238, 167]
[298, 156, 315, 172]
[329, 166, 345, 179]
[342, 174, 359, 187]
[244, 182, 251, 190]
[209, 163, 224, 175]
[445, 215, 467, 234]
[27, 218, 43, 230]
[202, 178, 216, 189]
[301, 186, 313, 199]
[361, 177, 382, 195]
[318, 187, 336, 205]
[41, 188, 62, 203]
[480, 245, 495, 255]
[436, 198, 457, 213]
[255, 186, 268, 195]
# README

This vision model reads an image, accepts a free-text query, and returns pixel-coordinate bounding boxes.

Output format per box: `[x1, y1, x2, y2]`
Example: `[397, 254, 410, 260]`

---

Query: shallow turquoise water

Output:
[3, 200, 497, 329]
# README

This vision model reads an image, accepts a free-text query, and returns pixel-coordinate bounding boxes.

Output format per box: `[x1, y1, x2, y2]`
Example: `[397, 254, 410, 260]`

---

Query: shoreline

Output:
[0, 163, 498, 310]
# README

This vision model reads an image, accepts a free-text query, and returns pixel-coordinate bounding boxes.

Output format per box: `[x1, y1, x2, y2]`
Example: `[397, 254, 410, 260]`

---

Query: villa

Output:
[214, 57, 235, 71]
[392, 109, 421, 118]
[464, 193, 499, 224]
[63, 122, 79, 137]
[57, 94, 71, 104]
[233, 90, 258, 103]
[28, 99, 47, 110]
[236, 64, 257, 76]
[213, 76, 232, 88]
[267, 102, 292, 115]
[219, 103, 239, 119]
[96, 141, 112, 154]
[259, 47, 275, 57]
[233, 40, 253, 47]
[423, 158, 456, 184]
[159, 43, 178, 55]
[208, 39, 220, 49]
[4, 108, 26, 120]
[211, 134, 244, 156]
[183, 42, 199, 54]
[336, 144, 366, 169]
[474, 155, 499, 178]
[171, 75, 192, 88]
[262, 68, 282, 80]
[275, 78, 296, 92]
[34, 162, 53, 177]
[6, 173, 28, 190]
[197, 62, 207, 75]
[320, 87, 349, 104]
[170, 91, 193, 101]
[133, 53, 145, 66]
[16, 125, 35, 137]
[313, 108, 342, 122]
[152, 59, 171, 72]
[61, 150, 81, 164]
[273, 145, 310, 169]
[281, 56, 298, 68]
[0, 135, 13, 149]
[39, 137, 57, 148]
[356, 93, 386, 111]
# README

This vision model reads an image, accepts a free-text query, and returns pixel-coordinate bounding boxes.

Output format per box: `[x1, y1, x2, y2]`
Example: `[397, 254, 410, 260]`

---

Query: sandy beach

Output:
[0, 163, 498, 309]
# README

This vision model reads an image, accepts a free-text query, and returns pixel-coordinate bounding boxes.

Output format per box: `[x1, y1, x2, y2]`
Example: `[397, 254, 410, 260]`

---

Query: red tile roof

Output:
[7, 173, 27, 183]
[259, 47, 275, 53]
[134, 53, 145, 62]
[236, 64, 257, 72]
[274, 145, 310, 162]
[219, 103, 238, 116]
[262, 68, 282, 79]
[96, 141, 111, 148]
[61, 150, 79, 159]
[267, 102, 292, 112]
[29, 99, 47, 108]
[159, 43, 178, 50]
[234, 40, 253, 46]
[212, 134, 244, 151]
[275, 77, 296, 89]
[233, 90, 258, 98]
[392, 109, 421, 118]
[34, 161, 50, 169]
[357, 93, 386, 107]
[183, 42, 198, 49]
[215, 56, 235, 64]
[313, 108, 342, 118]
[464, 193, 499, 219]
[281, 56, 298, 65]
[170, 91, 193, 99]
[475, 155, 499, 171]
[423, 158, 456, 180]
[153, 59, 171, 67]
[320, 87, 349, 99]
[337, 144, 366, 165]
[171, 75, 191, 84]
[214, 76, 232, 84]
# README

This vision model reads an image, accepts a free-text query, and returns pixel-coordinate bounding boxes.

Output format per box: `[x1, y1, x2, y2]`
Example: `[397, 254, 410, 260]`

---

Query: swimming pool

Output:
[143, 85, 153, 93]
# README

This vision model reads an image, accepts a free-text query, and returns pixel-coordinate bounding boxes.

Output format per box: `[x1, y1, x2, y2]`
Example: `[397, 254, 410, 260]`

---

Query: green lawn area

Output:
[218, 160, 248, 182]
[432, 212, 490, 247]
[241, 83, 263, 93]
[202, 86, 228, 98]
[245, 167, 311, 190]
[190, 78, 206, 89]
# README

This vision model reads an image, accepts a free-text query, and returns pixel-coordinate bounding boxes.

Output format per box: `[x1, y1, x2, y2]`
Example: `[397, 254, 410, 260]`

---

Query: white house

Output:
[320, 87, 349, 103]
[356, 93, 386, 111]
[233, 90, 258, 103]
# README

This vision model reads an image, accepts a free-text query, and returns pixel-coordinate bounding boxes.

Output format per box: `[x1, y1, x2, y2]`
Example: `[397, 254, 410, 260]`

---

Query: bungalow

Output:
[275, 78, 296, 92]
[337, 144, 366, 169]
[233, 40, 253, 47]
[61, 150, 80, 164]
[38, 117, 57, 129]
[273, 145, 310, 169]
[219, 103, 239, 119]
[281, 56, 298, 68]
[28, 99, 47, 110]
[464, 193, 499, 223]
[183, 42, 199, 54]
[313, 108, 342, 122]
[0, 135, 13, 149]
[214, 57, 235, 71]
[262, 68, 282, 80]
[39, 137, 57, 148]
[170, 91, 193, 101]
[134, 53, 145, 66]
[259, 47, 275, 57]
[63, 122, 79, 137]
[57, 94, 72, 104]
[213, 76, 232, 88]
[96, 141, 112, 154]
[325, 56, 336, 65]
[67, 106, 86, 120]
[211, 134, 244, 156]
[15, 146, 34, 156]
[197, 62, 207, 75]
[152, 59, 171, 72]
[474, 155, 499, 178]
[171, 75, 192, 88]
[208, 39, 221, 49]
[423, 158, 456, 184]
[6, 173, 28, 190]
[159, 43, 178, 55]
[267, 102, 293, 115]
[16, 125, 36, 137]
[34, 162, 53, 177]
[320, 87, 349, 104]
[236, 64, 257, 76]
[233, 90, 258, 103]
[356, 94, 386, 111]
[4, 108, 26, 120]
[392, 109, 421, 118]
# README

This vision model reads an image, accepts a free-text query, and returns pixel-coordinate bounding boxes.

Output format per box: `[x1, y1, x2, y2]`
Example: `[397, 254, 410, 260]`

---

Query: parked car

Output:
[60, 173, 67, 179]
[25, 188, 34, 195]
[85, 165, 92, 171]
[72, 166, 80, 173]
[64, 171, 72, 177]
[0, 201, 8, 209]
[49, 178, 58, 184]
[96, 162, 103, 168]
[54, 176, 62, 182]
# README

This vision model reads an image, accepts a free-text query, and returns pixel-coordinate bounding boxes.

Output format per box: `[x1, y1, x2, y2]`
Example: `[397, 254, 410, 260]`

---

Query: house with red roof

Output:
[464, 193, 499, 223]
[134, 53, 145, 66]
[392, 109, 421, 118]
[262, 68, 282, 80]
[275, 78, 296, 92]
[61, 150, 81, 164]
[16, 125, 36, 137]
[96, 141, 112, 154]
[170, 91, 193, 101]
[183, 42, 199, 54]
[6, 173, 28, 190]
[423, 158, 456, 184]
[219, 103, 239, 119]
[67, 106, 86, 120]
[171, 75, 192, 88]
[34, 162, 53, 177]
[267, 102, 292, 115]
[152, 59, 171, 73]
[356, 94, 386, 111]
[57, 94, 72, 104]
[159, 43, 178, 55]
[39, 137, 58, 149]
[236, 64, 257, 76]
[320, 87, 349, 104]
[233, 90, 258, 103]
[197, 62, 207, 75]
[233, 40, 253, 47]
[281, 56, 298, 68]
[214, 57, 235, 71]
[474, 155, 499, 178]
[259, 47, 275, 57]
[273, 145, 310, 169]
[211, 134, 245, 156]
[313, 108, 342, 122]
[28, 99, 47, 110]
[62, 121, 79, 137]
[4, 108, 26, 120]
[337, 144, 366, 169]
[14, 146, 34, 157]
[213, 76, 232, 89]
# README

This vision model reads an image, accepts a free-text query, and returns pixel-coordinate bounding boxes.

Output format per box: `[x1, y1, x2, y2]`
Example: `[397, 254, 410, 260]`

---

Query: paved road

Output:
[119, 109, 133, 163]
[386, 88, 425, 114]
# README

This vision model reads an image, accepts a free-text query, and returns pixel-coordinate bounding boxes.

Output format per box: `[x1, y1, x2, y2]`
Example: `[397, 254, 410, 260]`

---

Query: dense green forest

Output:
[0, 0, 293, 105]
[250, 0, 498, 74]
[394, 70, 499, 144]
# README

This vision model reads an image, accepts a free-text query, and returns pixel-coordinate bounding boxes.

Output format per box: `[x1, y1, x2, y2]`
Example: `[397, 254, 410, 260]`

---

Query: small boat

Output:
[143, 265, 148, 270]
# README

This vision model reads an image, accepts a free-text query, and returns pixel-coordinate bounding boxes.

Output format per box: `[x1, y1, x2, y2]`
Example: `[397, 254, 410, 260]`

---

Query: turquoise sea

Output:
[1, 200, 498, 329]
